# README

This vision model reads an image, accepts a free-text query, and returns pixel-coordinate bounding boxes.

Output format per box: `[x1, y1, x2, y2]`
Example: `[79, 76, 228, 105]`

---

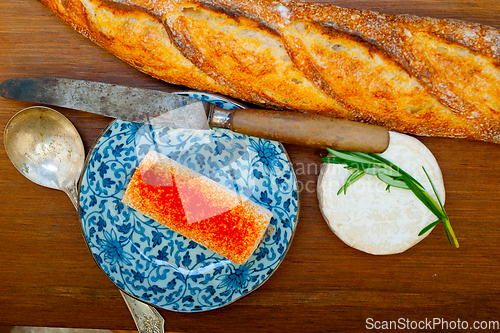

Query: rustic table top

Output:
[1, 0, 500, 332]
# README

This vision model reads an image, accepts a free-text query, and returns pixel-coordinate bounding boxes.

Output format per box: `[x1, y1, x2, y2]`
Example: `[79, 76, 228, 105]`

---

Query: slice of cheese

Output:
[317, 132, 445, 255]
[122, 150, 273, 264]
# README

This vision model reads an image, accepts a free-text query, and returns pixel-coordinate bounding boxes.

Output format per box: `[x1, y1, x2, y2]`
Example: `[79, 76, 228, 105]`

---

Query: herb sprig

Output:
[321, 148, 459, 248]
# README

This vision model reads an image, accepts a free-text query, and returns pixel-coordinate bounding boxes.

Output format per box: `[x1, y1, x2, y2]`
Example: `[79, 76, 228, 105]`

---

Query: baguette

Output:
[39, 0, 500, 143]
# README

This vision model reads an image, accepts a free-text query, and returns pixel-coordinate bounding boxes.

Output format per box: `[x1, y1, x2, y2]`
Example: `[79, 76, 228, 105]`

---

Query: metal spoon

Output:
[4, 106, 165, 333]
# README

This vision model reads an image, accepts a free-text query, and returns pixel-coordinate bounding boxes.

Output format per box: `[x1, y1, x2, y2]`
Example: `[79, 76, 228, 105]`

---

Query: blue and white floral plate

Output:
[78, 92, 299, 312]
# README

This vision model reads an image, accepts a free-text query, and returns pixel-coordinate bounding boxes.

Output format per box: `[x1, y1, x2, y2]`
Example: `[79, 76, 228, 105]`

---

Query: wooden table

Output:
[1, 0, 500, 331]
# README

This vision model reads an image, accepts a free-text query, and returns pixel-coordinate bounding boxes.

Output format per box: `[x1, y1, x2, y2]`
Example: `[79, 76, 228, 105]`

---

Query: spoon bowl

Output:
[4, 106, 85, 207]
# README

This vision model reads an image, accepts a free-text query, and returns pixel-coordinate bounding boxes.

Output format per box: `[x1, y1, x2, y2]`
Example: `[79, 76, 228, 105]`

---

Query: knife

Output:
[0, 77, 389, 153]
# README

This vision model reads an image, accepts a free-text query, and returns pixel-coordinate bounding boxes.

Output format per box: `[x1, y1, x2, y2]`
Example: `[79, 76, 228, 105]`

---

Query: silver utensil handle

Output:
[121, 291, 165, 333]
[67, 187, 165, 333]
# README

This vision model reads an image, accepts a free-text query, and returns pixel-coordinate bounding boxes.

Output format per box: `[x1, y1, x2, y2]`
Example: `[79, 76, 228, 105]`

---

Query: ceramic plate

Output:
[78, 92, 299, 312]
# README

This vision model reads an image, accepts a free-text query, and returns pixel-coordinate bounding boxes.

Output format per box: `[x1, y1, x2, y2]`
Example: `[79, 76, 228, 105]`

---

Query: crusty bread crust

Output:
[39, 0, 500, 143]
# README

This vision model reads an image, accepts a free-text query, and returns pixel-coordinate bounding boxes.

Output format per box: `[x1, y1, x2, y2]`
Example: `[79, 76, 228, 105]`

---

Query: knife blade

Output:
[0, 77, 212, 129]
[0, 77, 389, 153]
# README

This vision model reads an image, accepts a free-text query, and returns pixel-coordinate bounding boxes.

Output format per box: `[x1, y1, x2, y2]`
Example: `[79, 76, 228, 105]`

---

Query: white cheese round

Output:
[317, 132, 445, 255]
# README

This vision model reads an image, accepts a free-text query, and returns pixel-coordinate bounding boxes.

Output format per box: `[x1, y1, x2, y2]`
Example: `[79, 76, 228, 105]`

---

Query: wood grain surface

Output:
[1, 0, 500, 332]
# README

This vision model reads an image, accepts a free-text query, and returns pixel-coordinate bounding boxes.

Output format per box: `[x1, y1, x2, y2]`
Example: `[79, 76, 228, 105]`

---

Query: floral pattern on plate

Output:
[78, 92, 299, 312]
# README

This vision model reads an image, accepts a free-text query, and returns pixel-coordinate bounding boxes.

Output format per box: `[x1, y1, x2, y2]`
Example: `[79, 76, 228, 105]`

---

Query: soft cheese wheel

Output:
[317, 132, 445, 255]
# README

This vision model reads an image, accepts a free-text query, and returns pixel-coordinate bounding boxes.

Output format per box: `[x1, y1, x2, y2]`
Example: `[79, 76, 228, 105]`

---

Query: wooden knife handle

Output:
[211, 107, 389, 153]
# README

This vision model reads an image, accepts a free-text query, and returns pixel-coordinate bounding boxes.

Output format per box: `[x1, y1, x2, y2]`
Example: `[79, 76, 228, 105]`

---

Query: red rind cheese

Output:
[122, 151, 272, 265]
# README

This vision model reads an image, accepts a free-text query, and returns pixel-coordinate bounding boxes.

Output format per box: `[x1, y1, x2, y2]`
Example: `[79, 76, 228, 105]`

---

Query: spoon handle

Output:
[66, 187, 166, 333]
[66, 183, 79, 210]
[121, 291, 165, 333]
